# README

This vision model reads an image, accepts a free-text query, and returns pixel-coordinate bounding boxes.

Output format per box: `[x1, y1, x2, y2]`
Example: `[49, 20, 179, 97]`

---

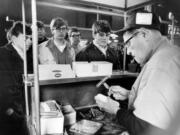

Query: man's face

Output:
[12, 33, 32, 51]
[70, 32, 80, 46]
[93, 31, 110, 47]
[38, 27, 46, 39]
[123, 31, 151, 64]
[52, 25, 67, 40]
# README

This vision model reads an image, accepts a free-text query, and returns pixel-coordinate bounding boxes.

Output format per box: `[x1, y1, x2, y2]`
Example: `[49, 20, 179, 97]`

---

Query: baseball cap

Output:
[117, 10, 161, 34]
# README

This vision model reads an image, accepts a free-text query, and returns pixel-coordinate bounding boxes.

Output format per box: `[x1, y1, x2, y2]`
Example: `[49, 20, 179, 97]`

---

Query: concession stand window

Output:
[23, 0, 162, 134]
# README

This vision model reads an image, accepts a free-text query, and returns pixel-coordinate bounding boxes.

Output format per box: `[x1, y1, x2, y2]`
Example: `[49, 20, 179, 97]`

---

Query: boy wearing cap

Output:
[76, 20, 121, 70]
[95, 11, 180, 134]
[39, 17, 75, 65]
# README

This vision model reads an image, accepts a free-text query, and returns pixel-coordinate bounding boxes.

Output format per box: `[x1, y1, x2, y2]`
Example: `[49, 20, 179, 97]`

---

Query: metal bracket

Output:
[23, 74, 34, 86]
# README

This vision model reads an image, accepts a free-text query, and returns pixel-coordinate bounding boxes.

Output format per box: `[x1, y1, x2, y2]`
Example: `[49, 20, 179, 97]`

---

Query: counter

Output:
[29, 71, 138, 108]
[29, 71, 137, 135]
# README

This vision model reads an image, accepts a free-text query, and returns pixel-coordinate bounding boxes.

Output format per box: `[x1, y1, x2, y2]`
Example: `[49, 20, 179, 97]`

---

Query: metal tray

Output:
[69, 119, 103, 135]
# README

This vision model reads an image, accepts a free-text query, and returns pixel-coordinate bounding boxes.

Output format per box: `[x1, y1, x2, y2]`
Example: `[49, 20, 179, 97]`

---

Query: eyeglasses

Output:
[95, 32, 110, 37]
[71, 34, 81, 38]
[124, 32, 139, 48]
[53, 26, 67, 32]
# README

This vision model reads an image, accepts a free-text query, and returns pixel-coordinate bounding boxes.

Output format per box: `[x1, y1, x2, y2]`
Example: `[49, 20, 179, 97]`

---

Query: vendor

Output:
[95, 10, 180, 135]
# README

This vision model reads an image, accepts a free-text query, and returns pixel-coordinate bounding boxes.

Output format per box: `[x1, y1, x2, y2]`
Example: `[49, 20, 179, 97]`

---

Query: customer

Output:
[0, 21, 32, 135]
[68, 27, 84, 55]
[95, 10, 180, 135]
[76, 20, 121, 70]
[28, 20, 48, 65]
[36, 20, 48, 44]
[39, 17, 75, 65]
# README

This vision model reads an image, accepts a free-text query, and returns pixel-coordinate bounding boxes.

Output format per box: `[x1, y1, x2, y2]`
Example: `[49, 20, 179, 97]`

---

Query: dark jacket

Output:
[0, 43, 31, 135]
[76, 41, 121, 70]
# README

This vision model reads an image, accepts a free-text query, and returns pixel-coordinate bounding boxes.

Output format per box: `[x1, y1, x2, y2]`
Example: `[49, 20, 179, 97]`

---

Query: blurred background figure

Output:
[39, 17, 75, 65]
[27, 20, 48, 65]
[76, 20, 122, 70]
[108, 33, 119, 50]
[108, 33, 139, 72]
[68, 27, 84, 55]
[36, 20, 48, 44]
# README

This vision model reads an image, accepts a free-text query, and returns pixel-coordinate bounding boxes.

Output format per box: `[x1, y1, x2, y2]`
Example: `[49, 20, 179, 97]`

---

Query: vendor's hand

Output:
[94, 94, 120, 115]
[109, 85, 130, 100]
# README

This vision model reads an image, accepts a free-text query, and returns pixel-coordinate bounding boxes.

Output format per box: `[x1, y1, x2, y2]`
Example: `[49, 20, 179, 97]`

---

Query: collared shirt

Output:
[93, 40, 107, 56]
[39, 38, 75, 65]
[76, 41, 121, 70]
[54, 41, 66, 52]
[128, 37, 180, 129]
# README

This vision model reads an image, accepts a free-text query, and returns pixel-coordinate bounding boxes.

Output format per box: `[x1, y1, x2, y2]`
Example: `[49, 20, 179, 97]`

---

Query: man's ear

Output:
[11, 35, 17, 43]
[138, 28, 150, 39]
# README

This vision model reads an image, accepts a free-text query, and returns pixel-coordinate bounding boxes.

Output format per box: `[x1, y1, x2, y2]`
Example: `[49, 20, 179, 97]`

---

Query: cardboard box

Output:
[40, 100, 64, 135]
[72, 61, 112, 77]
[41, 110, 64, 135]
[62, 105, 76, 126]
[39, 64, 75, 80]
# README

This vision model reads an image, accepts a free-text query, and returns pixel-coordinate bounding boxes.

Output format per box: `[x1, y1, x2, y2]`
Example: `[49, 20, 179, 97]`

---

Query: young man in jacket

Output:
[76, 20, 121, 70]
[0, 21, 32, 135]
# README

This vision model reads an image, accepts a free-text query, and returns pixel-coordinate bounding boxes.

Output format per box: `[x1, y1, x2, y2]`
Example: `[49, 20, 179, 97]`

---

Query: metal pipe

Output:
[97, 6, 100, 21]
[125, 0, 127, 9]
[96, 76, 110, 88]
[37, 1, 124, 17]
[123, 12, 127, 72]
[171, 15, 175, 44]
[22, 0, 29, 118]
[31, 0, 40, 134]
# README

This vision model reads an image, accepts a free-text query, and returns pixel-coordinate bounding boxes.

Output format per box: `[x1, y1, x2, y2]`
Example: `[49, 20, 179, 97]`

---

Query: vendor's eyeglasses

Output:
[124, 32, 139, 48]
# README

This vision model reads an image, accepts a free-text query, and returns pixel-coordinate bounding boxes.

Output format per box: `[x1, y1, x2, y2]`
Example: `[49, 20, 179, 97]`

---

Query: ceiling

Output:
[67, 0, 151, 9]
[0, 0, 179, 45]
[1, 0, 179, 20]
[37, 0, 161, 14]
